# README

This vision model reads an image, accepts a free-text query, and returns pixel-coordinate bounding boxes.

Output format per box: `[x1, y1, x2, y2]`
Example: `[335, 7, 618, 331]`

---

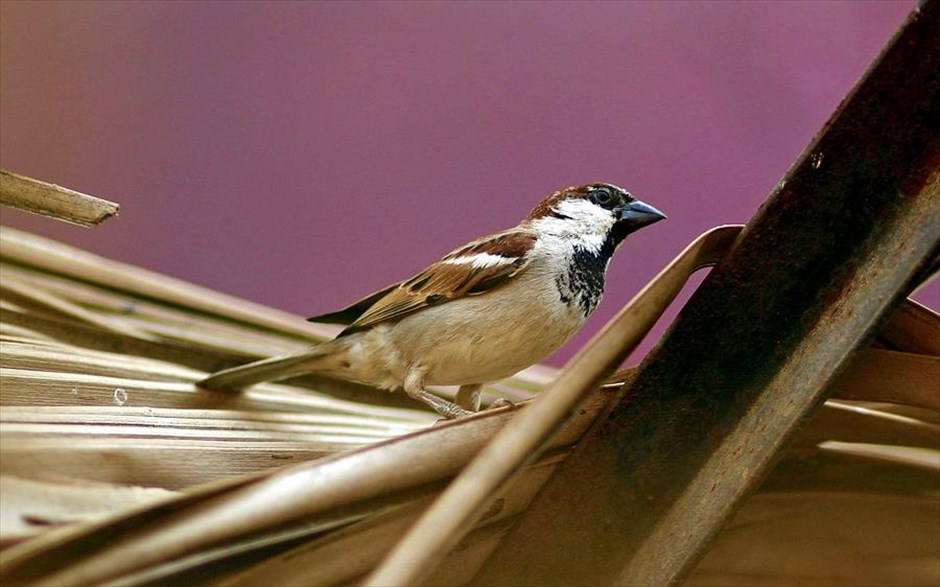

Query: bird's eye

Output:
[591, 188, 613, 206]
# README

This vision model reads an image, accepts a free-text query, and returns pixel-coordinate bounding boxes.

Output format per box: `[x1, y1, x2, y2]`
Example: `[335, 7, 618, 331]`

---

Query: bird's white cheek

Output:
[528, 212, 614, 254]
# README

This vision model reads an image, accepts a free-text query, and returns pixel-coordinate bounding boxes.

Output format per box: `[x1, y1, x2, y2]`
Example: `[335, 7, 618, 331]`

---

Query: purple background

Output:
[1, 1, 933, 367]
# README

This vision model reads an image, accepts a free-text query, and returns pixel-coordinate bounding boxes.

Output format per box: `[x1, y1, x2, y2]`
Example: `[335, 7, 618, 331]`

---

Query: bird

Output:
[198, 183, 665, 418]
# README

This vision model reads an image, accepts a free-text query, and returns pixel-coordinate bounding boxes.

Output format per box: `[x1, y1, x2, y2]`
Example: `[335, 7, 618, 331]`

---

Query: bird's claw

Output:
[489, 398, 517, 410]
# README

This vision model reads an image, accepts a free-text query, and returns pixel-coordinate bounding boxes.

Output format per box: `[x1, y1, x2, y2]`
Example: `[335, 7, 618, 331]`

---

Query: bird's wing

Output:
[308, 229, 538, 336]
[306, 283, 399, 325]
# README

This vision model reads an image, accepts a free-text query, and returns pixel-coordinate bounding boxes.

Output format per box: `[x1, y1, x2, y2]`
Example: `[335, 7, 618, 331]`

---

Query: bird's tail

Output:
[198, 344, 336, 392]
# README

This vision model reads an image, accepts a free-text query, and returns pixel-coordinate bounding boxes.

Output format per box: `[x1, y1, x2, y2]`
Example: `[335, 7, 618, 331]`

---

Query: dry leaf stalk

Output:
[0, 221, 936, 587]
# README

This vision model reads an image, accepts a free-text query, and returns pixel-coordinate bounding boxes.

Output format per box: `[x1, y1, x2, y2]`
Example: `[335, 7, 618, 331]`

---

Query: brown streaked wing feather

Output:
[338, 230, 537, 335]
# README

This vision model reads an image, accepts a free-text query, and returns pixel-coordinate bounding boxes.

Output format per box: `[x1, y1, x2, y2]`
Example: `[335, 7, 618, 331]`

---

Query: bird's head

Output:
[526, 183, 666, 252]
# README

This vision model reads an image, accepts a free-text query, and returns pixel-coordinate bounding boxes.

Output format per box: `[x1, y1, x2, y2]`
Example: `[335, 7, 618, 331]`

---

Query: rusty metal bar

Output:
[471, 2, 940, 586]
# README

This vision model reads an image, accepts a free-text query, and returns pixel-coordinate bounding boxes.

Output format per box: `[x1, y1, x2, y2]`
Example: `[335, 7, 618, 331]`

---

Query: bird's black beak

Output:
[617, 199, 666, 229]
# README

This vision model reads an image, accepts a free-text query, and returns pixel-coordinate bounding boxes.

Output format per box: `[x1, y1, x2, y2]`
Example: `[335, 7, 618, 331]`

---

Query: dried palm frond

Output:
[0, 216, 937, 587]
[0, 171, 119, 228]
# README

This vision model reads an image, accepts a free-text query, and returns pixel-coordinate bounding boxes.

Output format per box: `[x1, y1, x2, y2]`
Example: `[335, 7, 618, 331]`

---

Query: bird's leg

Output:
[404, 370, 473, 419]
[415, 389, 475, 419]
[457, 384, 517, 412]
[455, 384, 482, 411]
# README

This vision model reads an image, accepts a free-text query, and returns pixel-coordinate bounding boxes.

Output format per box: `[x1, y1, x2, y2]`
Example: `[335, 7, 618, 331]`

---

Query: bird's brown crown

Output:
[525, 183, 629, 221]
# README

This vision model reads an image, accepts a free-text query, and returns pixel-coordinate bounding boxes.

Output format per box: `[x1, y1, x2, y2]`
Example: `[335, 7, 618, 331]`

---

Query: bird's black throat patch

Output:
[555, 237, 615, 317]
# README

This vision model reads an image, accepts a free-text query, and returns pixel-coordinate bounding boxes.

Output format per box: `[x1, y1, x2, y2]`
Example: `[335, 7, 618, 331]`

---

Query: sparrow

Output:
[198, 183, 665, 418]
